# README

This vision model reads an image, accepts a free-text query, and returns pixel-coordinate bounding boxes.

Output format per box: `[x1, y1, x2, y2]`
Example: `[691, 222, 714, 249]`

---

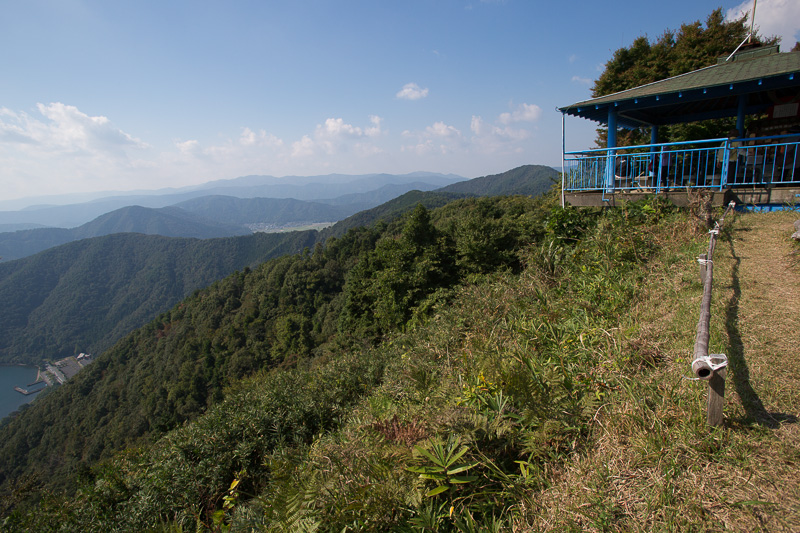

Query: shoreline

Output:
[2, 364, 46, 398]
[14, 385, 45, 396]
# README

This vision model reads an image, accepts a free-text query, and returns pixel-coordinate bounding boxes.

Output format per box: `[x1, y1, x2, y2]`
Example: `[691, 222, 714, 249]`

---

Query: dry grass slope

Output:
[529, 211, 800, 532]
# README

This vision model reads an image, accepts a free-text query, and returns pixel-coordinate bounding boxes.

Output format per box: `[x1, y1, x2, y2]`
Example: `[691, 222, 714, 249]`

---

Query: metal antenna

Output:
[726, 0, 759, 62]
[748, 0, 757, 43]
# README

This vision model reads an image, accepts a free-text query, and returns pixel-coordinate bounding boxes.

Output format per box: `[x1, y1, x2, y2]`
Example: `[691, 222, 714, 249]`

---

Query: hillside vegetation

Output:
[0, 194, 551, 499]
[437, 164, 557, 197]
[0, 231, 316, 364]
[3, 191, 798, 531]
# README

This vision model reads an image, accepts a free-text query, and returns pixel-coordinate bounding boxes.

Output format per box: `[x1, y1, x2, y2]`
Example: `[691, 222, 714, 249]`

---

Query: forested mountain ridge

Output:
[0, 230, 316, 364]
[437, 164, 558, 197]
[0, 194, 554, 513]
[0, 166, 551, 367]
[318, 190, 469, 239]
[0, 205, 250, 262]
[319, 165, 558, 240]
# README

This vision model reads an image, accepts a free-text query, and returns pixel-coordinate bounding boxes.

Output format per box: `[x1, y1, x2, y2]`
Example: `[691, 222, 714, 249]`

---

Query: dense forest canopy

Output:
[0, 194, 554, 508]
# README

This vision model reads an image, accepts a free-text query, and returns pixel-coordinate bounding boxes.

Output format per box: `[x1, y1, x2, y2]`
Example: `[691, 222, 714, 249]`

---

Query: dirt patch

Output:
[722, 211, 800, 429]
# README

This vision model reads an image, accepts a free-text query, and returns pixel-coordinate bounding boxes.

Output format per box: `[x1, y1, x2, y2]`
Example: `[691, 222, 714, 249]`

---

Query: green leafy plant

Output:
[408, 435, 480, 497]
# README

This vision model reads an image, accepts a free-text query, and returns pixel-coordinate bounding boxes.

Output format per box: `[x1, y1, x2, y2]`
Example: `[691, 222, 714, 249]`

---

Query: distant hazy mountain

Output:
[0, 223, 48, 233]
[317, 181, 448, 206]
[0, 206, 249, 262]
[0, 231, 317, 365]
[0, 172, 466, 228]
[189, 172, 465, 200]
[174, 196, 364, 227]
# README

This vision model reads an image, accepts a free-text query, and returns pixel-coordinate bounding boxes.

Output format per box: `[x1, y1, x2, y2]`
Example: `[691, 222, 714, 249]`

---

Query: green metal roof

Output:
[560, 46, 800, 129]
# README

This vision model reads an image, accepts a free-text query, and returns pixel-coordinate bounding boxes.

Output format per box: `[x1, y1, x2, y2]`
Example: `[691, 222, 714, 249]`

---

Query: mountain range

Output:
[0, 173, 468, 262]
[0, 165, 558, 365]
[0, 172, 465, 228]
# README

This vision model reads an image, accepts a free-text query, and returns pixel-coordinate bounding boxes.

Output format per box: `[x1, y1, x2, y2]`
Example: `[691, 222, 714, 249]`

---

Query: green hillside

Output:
[0, 231, 316, 365]
[0, 194, 553, 510]
[318, 190, 468, 240]
[4, 185, 796, 530]
[437, 164, 558, 197]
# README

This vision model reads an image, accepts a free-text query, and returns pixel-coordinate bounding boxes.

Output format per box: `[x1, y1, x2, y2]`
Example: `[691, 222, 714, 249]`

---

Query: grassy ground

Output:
[528, 210, 800, 531]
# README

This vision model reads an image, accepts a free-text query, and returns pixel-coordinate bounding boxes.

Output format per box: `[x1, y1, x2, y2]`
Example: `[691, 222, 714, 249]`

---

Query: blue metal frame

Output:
[564, 134, 800, 192]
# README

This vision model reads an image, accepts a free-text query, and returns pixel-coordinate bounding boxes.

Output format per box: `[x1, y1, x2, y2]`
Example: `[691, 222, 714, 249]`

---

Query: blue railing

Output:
[564, 134, 800, 192]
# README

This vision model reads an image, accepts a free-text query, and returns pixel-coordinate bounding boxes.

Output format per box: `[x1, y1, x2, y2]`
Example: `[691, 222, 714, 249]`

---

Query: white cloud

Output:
[426, 121, 461, 138]
[318, 118, 363, 138]
[0, 103, 147, 155]
[726, 0, 800, 47]
[470, 115, 530, 154]
[238, 127, 283, 148]
[401, 121, 463, 155]
[291, 135, 315, 158]
[176, 139, 200, 154]
[403, 104, 538, 160]
[571, 75, 592, 85]
[396, 82, 429, 100]
[288, 117, 385, 158]
[568, 54, 578, 63]
[365, 115, 383, 137]
[498, 103, 542, 124]
[0, 103, 153, 199]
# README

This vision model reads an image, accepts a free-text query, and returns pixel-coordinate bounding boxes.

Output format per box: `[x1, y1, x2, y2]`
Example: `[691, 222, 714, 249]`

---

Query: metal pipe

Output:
[691, 201, 735, 426]
[749, 0, 758, 42]
[561, 111, 566, 208]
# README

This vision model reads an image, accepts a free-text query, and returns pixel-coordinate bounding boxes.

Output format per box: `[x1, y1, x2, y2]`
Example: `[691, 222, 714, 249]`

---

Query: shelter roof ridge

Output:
[562, 50, 800, 112]
[559, 48, 800, 129]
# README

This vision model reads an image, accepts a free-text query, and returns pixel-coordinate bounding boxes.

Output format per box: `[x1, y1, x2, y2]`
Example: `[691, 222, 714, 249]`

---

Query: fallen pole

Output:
[691, 201, 735, 427]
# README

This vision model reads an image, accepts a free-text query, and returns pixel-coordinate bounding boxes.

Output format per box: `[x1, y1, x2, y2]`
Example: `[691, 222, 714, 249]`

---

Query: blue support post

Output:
[651, 126, 660, 191]
[721, 138, 731, 188]
[561, 112, 565, 207]
[605, 108, 617, 191]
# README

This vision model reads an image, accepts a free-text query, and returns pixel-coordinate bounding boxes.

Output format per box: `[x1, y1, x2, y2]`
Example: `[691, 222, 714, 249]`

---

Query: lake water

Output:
[0, 365, 43, 421]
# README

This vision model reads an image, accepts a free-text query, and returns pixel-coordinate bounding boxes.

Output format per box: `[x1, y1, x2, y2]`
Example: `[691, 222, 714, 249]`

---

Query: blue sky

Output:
[1, 0, 798, 203]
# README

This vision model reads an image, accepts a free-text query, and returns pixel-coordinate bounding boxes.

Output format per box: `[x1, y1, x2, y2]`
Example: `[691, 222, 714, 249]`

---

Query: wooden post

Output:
[707, 368, 726, 426]
[698, 253, 708, 284]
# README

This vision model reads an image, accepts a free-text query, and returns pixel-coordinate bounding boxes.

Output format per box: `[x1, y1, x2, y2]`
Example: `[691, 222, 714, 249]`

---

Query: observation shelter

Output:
[558, 45, 800, 210]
